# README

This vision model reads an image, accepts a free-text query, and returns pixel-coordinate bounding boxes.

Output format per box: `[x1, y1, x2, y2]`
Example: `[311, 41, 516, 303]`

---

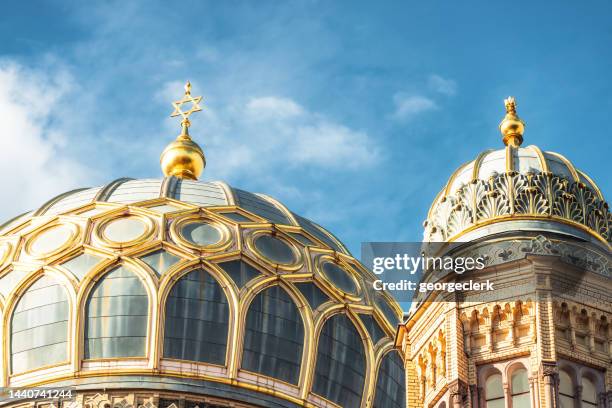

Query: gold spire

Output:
[499, 96, 525, 147]
[160, 81, 206, 180]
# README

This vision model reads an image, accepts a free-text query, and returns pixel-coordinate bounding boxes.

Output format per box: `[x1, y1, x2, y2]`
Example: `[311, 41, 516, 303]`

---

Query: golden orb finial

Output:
[499, 96, 525, 147]
[160, 81, 206, 180]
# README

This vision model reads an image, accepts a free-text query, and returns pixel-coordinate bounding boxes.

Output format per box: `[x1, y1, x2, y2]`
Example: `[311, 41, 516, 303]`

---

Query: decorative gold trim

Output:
[95, 214, 157, 250]
[546, 151, 580, 182]
[527, 145, 549, 173]
[447, 214, 610, 249]
[472, 150, 493, 181]
[445, 161, 472, 196]
[577, 169, 604, 200]
[505, 144, 514, 173]
[0, 242, 11, 267]
[23, 222, 80, 260]
[245, 230, 304, 272]
[256, 193, 299, 226]
[169, 215, 232, 252]
[315, 255, 363, 303]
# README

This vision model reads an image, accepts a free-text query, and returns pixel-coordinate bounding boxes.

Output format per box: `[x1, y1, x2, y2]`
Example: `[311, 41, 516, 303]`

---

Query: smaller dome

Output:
[425, 99, 609, 247]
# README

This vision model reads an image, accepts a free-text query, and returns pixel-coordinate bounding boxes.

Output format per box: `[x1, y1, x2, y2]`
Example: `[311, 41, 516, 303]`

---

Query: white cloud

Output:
[181, 93, 381, 179]
[246, 96, 304, 120]
[428, 74, 457, 96]
[0, 61, 92, 218]
[392, 94, 437, 120]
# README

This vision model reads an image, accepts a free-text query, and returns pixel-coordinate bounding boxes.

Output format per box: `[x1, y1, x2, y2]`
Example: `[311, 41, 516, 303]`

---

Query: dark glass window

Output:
[375, 294, 399, 326]
[242, 285, 304, 384]
[163, 268, 229, 365]
[294, 282, 329, 311]
[287, 232, 315, 246]
[313, 314, 366, 407]
[140, 249, 181, 276]
[321, 262, 358, 294]
[11, 276, 69, 373]
[219, 212, 253, 223]
[85, 265, 148, 358]
[253, 235, 296, 265]
[217, 260, 261, 288]
[359, 314, 388, 345]
[373, 351, 406, 408]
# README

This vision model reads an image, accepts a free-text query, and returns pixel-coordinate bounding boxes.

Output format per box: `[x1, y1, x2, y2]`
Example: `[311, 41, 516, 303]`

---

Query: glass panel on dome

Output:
[217, 260, 260, 288]
[11, 275, 69, 373]
[181, 222, 222, 247]
[104, 217, 147, 242]
[219, 212, 253, 223]
[29, 225, 73, 255]
[294, 282, 329, 311]
[76, 207, 107, 218]
[0, 211, 31, 235]
[0, 269, 28, 298]
[373, 351, 406, 408]
[163, 268, 229, 364]
[287, 232, 315, 246]
[359, 314, 387, 345]
[313, 314, 366, 407]
[61, 253, 104, 280]
[147, 204, 183, 214]
[375, 295, 400, 326]
[321, 262, 357, 294]
[140, 250, 181, 276]
[253, 235, 296, 265]
[242, 285, 304, 384]
[85, 265, 148, 358]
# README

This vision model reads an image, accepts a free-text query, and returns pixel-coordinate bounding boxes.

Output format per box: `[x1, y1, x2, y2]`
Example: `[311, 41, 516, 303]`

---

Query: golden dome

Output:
[0, 179, 404, 408]
[160, 81, 206, 180]
[499, 96, 525, 147]
[160, 125, 206, 180]
[424, 98, 610, 248]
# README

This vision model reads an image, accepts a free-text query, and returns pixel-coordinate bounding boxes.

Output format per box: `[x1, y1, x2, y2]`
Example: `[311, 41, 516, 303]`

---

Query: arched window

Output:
[511, 368, 530, 408]
[163, 268, 229, 364]
[313, 314, 366, 408]
[241, 285, 304, 385]
[85, 265, 148, 358]
[581, 377, 598, 407]
[11, 275, 69, 373]
[559, 370, 575, 408]
[485, 373, 504, 408]
[373, 350, 406, 408]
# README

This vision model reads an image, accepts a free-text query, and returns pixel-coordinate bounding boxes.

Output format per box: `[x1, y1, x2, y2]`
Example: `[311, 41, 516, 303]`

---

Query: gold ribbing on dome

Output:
[499, 96, 525, 147]
[160, 81, 206, 180]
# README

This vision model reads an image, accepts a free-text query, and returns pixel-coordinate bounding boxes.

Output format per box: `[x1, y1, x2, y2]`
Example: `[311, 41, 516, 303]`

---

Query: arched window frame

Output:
[507, 363, 530, 408]
[372, 346, 406, 408]
[236, 279, 312, 391]
[580, 372, 601, 408]
[310, 309, 374, 408]
[76, 258, 158, 364]
[477, 358, 532, 408]
[482, 369, 504, 408]
[558, 366, 576, 408]
[157, 260, 239, 375]
[5, 269, 76, 378]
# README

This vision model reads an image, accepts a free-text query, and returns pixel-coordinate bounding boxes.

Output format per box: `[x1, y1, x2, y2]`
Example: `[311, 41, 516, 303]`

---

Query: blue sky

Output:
[0, 1, 610, 256]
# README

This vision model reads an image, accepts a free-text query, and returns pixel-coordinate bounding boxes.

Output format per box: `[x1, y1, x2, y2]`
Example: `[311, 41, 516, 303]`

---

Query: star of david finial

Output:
[170, 80, 203, 129]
